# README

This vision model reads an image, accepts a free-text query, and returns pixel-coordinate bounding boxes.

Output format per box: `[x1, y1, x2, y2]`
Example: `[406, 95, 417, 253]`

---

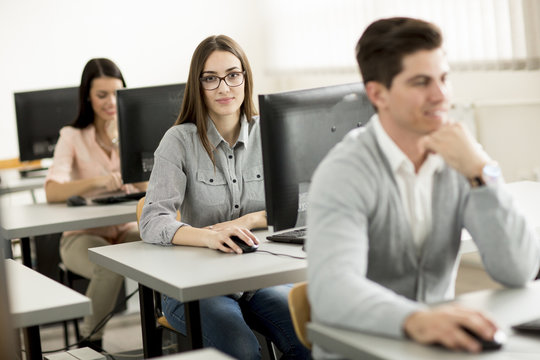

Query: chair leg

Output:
[62, 321, 69, 348]
[58, 265, 71, 348]
[58, 263, 83, 347]
[73, 319, 80, 342]
[265, 337, 277, 360]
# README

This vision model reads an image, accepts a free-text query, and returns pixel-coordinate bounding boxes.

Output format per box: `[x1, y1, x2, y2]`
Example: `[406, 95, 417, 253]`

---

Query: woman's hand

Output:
[97, 172, 123, 191]
[204, 226, 259, 254]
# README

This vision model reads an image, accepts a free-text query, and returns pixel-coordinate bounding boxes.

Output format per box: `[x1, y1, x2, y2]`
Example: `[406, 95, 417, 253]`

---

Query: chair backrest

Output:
[136, 196, 181, 228]
[136, 196, 145, 227]
[288, 281, 311, 349]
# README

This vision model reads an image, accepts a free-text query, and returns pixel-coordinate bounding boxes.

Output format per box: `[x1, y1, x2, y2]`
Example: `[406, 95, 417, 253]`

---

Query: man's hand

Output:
[403, 304, 499, 353]
[419, 122, 490, 178]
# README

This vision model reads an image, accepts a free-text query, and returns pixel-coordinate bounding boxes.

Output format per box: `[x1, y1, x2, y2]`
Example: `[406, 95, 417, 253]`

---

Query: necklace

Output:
[95, 133, 114, 152]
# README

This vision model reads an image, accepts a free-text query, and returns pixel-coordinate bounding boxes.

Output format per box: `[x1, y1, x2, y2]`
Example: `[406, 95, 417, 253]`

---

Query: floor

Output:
[24, 255, 501, 360]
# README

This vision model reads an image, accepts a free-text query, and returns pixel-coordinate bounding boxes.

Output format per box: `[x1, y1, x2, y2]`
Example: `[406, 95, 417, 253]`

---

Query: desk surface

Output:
[309, 281, 540, 360]
[0, 201, 137, 239]
[0, 169, 45, 196]
[89, 230, 306, 302]
[6, 259, 91, 328]
[159, 348, 234, 359]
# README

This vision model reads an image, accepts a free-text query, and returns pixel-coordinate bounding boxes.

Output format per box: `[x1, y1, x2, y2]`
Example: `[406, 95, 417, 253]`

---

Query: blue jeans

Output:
[162, 284, 310, 359]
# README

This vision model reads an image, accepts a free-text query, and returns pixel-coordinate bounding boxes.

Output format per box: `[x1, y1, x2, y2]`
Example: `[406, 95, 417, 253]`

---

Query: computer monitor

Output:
[14, 87, 79, 162]
[259, 82, 375, 232]
[117, 83, 186, 184]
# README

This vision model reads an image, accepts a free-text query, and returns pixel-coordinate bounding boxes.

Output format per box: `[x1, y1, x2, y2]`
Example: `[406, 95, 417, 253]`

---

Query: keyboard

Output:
[512, 317, 540, 333]
[266, 227, 306, 244]
[91, 191, 146, 204]
[19, 167, 49, 178]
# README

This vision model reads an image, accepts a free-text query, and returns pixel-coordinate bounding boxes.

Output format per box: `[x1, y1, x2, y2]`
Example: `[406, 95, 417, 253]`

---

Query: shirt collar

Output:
[206, 114, 249, 149]
[372, 114, 444, 175]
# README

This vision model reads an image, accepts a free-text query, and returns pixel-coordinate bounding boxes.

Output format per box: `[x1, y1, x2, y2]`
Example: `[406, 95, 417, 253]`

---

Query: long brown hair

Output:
[175, 35, 257, 165]
[72, 58, 126, 128]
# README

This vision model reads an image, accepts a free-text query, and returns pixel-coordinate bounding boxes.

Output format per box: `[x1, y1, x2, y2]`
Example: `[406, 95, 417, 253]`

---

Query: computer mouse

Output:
[224, 235, 258, 253]
[462, 327, 506, 351]
[66, 195, 87, 207]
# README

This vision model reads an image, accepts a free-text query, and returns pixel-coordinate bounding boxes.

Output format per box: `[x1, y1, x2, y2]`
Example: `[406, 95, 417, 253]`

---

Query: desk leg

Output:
[2, 239, 13, 259]
[21, 237, 32, 268]
[185, 301, 203, 349]
[23, 325, 42, 360]
[139, 284, 162, 358]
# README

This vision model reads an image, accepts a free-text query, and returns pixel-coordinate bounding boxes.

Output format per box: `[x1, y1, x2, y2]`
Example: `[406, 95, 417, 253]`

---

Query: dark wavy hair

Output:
[71, 58, 126, 129]
[175, 35, 257, 165]
[356, 17, 442, 89]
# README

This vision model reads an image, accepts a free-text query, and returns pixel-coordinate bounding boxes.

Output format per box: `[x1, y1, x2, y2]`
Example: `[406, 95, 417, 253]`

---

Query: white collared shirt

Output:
[372, 115, 444, 254]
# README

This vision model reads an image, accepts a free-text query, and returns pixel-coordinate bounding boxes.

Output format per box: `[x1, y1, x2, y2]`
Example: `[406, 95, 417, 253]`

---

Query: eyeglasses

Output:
[200, 71, 245, 90]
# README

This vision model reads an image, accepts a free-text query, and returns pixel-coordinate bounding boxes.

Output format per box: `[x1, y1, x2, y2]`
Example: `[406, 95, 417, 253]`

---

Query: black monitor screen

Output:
[117, 83, 186, 184]
[14, 87, 78, 161]
[259, 82, 375, 231]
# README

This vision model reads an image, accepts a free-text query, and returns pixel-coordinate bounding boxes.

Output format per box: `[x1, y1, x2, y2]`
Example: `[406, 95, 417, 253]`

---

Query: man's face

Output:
[375, 48, 451, 138]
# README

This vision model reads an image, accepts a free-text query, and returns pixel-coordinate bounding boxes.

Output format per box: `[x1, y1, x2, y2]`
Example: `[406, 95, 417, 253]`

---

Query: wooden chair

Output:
[288, 281, 311, 349]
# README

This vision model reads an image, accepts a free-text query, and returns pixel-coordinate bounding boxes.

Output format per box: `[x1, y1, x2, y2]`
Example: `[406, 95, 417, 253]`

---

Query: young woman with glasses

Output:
[139, 35, 309, 359]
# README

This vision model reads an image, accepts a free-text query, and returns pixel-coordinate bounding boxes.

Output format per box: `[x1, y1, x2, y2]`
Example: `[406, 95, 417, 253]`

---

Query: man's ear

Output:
[365, 81, 388, 111]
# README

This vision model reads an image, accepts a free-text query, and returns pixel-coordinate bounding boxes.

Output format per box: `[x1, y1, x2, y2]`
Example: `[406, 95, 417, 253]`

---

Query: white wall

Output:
[0, 0, 266, 160]
[2, 0, 540, 181]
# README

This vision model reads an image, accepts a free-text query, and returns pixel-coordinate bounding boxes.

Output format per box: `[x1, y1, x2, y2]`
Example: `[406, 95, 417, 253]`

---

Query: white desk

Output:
[6, 259, 92, 360]
[88, 230, 306, 358]
[0, 169, 45, 200]
[309, 281, 540, 360]
[159, 348, 234, 359]
[1, 201, 137, 266]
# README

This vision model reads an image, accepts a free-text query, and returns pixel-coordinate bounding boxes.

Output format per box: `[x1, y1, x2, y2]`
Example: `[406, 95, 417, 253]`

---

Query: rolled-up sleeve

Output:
[45, 127, 75, 186]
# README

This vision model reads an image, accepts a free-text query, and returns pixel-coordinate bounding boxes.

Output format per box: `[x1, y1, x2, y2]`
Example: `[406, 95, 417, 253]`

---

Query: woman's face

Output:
[201, 50, 245, 122]
[89, 76, 124, 125]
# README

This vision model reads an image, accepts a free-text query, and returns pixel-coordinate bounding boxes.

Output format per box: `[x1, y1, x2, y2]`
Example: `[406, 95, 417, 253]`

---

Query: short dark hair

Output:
[72, 58, 126, 129]
[356, 17, 443, 89]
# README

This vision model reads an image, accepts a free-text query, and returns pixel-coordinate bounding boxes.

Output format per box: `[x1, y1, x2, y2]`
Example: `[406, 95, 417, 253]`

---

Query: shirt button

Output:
[209, 179, 214, 183]
[234, 204, 239, 209]
[232, 179, 237, 183]
[228, 155, 233, 159]
[256, 174, 261, 178]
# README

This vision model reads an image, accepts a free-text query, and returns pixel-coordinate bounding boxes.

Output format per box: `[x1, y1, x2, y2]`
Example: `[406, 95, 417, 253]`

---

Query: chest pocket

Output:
[243, 166, 264, 201]
[196, 170, 228, 205]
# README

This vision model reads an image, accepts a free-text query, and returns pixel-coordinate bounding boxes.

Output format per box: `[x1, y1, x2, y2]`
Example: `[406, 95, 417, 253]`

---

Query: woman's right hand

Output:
[97, 172, 123, 191]
[204, 226, 259, 254]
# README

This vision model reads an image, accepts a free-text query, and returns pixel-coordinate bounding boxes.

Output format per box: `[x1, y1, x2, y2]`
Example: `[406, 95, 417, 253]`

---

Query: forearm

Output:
[172, 225, 213, 247]
[132, 181, 148, 192]
[466, 185, 540, 286]
[237, 210, 267, 230]
[45, 178, 106, 203]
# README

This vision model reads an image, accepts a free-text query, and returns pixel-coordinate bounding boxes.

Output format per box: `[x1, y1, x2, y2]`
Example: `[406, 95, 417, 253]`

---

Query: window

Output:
[260, 0, 540, 73]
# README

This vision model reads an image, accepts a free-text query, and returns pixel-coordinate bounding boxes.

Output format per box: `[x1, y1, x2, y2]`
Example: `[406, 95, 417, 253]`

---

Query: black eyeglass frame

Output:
[199, 71, 246, 90]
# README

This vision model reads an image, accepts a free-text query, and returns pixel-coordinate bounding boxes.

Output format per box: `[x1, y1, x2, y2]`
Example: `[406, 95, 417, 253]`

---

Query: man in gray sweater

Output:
[307, 17, 540, 357]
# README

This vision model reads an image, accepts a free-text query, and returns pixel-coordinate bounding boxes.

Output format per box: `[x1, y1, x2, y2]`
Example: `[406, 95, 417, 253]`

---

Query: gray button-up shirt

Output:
[140, 115, 265, 245]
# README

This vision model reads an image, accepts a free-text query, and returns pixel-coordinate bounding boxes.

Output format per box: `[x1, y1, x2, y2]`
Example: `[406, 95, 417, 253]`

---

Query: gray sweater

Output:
[307, 121, 540, 357]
